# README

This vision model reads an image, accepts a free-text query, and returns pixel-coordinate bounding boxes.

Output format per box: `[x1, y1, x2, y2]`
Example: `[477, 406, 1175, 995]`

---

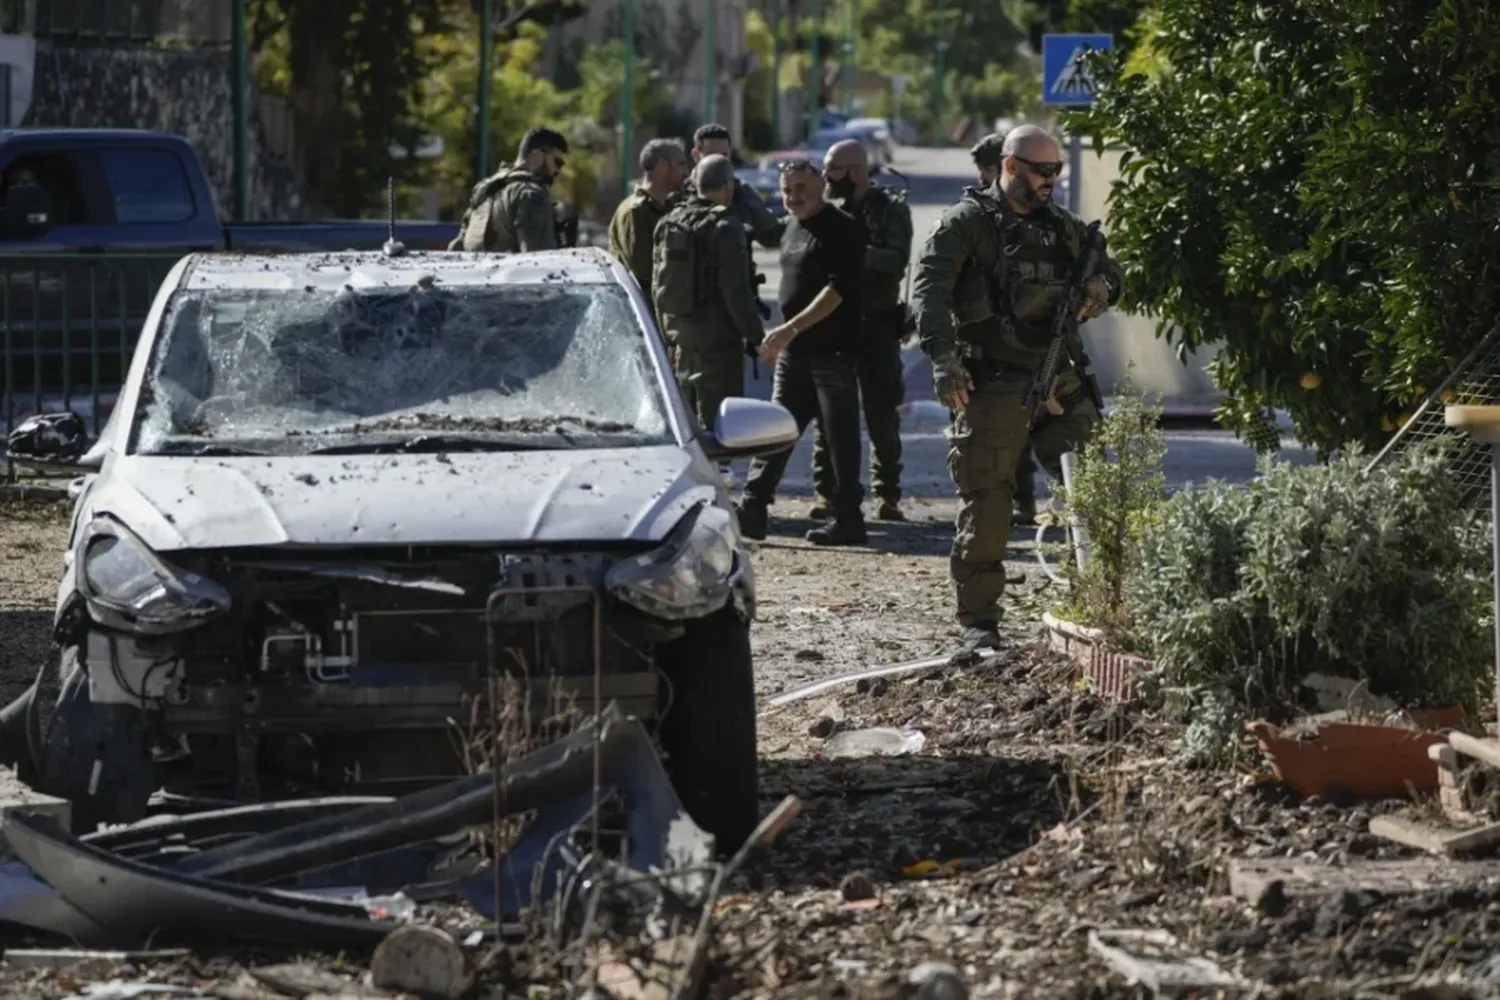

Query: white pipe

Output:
[1059, 450, 1090, 573]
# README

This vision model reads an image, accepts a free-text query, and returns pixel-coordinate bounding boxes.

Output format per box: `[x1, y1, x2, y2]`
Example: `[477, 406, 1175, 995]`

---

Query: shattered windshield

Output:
[130, 281, 674, 456]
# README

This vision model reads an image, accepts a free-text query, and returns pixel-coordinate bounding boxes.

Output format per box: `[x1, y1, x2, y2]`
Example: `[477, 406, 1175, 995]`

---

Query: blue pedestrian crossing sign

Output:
[1041, 33, 1114, 106]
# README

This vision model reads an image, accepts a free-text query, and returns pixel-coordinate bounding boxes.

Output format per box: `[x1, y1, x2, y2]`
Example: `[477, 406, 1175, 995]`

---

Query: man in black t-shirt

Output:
[734, 159, 867, 546]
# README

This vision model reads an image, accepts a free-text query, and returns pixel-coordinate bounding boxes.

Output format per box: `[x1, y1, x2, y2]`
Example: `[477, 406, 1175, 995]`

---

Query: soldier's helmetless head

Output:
[822, 139, 868, 201]
[518, 127, 570, 184]
[693, 155, 736, 206]
[1000, 124, 1063, 211]
[969, 133, 1004, 186]
[640, 138, 689, 190]
[693, 124, 734, 162]
[779, 158, 825, 220]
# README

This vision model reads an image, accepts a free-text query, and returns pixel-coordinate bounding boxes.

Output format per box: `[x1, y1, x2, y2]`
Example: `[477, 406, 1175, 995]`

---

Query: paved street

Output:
[734, 145, 1313, 500]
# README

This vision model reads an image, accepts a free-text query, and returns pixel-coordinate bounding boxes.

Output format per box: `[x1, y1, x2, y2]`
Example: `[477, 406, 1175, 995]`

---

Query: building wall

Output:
[1, 0, 306, 221]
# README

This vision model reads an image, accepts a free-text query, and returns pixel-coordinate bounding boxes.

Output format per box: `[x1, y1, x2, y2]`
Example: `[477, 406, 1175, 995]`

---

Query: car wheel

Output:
[655, 607, 759, 854]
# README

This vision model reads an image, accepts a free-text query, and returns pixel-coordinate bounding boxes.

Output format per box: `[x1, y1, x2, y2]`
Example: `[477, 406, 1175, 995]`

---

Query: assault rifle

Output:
[1022, 219, 1107, 432]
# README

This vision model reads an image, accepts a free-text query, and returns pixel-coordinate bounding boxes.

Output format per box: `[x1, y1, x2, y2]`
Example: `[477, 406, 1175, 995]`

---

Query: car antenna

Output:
[382, 176, 407, 257]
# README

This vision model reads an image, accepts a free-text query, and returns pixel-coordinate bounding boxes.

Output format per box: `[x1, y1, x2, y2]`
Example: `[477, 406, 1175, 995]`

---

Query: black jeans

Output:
[744, 351, 864, 518]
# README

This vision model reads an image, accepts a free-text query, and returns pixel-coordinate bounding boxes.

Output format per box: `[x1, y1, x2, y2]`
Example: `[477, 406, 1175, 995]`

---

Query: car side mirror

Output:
[701, 397, 799, 461]
[1, 183, 52, 239]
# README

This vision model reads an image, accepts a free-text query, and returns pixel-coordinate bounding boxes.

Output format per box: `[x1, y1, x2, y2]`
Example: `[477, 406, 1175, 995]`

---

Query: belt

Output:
[957, 342, 1035, 375]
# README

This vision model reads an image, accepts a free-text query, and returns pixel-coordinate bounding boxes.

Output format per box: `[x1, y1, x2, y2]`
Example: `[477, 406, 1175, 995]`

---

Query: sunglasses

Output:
[777, 158, 819, 175]
[1013, 155, 1063, 179]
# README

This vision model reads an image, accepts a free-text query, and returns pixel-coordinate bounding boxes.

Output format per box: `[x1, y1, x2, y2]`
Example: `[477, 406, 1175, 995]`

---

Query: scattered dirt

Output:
[4, 493, 1496, 998]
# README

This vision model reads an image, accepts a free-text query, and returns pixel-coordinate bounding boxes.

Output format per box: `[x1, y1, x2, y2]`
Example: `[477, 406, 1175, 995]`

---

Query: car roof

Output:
[179, 247, 621, 292]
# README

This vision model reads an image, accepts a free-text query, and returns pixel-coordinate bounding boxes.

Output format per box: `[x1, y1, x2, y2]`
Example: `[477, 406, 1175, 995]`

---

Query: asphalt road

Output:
[732, 144, 1314, 500]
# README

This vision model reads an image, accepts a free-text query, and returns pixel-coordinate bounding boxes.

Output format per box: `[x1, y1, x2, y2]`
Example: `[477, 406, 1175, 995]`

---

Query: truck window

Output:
[100, 148, 195, 224]
[2, 152, 94, 227]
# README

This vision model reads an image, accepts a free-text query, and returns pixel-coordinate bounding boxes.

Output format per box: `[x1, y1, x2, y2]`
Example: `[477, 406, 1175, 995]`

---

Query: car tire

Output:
[655, 607, 760, 855]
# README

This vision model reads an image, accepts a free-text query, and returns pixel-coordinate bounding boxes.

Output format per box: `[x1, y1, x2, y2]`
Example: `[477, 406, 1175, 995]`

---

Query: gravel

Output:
[4, 493, 1500, 998]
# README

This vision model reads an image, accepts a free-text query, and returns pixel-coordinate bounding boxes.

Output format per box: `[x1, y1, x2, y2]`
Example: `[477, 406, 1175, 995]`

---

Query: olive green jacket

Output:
[911, 183, 1123, 368]
[608, 184, 679, 322]
[448, 167, 558, 253]
[653, 198, 765, 359]
[833, 183, 914, 315]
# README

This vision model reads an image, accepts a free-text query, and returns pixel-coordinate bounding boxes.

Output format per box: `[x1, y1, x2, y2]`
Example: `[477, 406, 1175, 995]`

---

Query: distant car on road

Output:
[7, 244, 801, 850]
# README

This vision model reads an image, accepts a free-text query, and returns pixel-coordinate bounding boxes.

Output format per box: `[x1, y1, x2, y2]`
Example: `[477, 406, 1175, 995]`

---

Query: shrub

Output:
[1054, 373, 1168, 649]
[1131, 439, 1492, 760]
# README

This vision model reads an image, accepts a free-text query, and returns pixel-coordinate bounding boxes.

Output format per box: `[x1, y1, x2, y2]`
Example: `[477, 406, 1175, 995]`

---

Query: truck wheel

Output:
[655, 608, 759, 854]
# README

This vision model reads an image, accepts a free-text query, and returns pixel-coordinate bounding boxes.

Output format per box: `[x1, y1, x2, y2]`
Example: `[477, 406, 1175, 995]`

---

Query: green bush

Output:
[1072, 0, 1500, 454]
[1131, 440, 1492, 760]
[1054, 375, 1167, 648]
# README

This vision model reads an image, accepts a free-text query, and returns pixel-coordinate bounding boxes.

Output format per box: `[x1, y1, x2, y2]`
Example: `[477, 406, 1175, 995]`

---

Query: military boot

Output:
[808, 498, 833, 520]
[954, 620, 1002, 662]
[735, 498, 768, 541]
[806, 513, 867, 547]
[876, 497, 906, 521]
[1013, 495, 1037, 527]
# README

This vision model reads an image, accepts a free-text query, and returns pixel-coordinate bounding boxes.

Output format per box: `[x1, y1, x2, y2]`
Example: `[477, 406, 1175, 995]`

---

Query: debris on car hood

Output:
[0, 703, 799, 998]
[85, 448, 712, 551]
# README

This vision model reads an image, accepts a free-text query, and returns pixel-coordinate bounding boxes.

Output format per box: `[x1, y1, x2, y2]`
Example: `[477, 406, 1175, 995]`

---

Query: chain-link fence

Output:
[1364, 324, 1500, 508]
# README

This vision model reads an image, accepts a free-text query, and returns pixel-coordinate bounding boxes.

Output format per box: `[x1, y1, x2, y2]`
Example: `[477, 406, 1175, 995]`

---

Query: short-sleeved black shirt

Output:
[777, 202, 865, 357]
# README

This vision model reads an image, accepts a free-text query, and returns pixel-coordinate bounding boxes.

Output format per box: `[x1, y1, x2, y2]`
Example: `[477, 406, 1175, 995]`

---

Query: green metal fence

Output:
[0, 0, 171, 42]
[0, 252, 181, 437]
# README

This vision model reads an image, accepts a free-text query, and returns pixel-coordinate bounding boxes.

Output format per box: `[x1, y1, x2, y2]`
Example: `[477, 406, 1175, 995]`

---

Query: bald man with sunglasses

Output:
[910, 124, 1124, 656]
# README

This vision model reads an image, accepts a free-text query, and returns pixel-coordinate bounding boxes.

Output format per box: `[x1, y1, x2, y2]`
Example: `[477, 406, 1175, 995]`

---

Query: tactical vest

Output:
[450, 168, 537, 252]
[652, 200, 724, 319]
[964, 188, 1082, 349]
[848, 184, 907, 313]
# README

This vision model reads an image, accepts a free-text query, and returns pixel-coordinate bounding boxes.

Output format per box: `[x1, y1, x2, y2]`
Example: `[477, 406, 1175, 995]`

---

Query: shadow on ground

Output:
[750, 753, 1090, 893]
[0, 610, 53, 706]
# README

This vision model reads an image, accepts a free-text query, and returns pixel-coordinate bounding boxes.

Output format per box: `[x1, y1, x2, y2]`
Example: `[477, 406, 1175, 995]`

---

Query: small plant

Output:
[1131, 437, 1492, 761]
[1054, 370, 1169, 648]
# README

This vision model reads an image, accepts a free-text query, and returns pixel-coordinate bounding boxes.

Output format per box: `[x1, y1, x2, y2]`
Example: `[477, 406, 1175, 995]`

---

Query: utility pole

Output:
[932, 37, 948, 141]
[805, 0, 822, 139]
[841, 0, 855, 112]
[621, 0, 636, 199]
[478, 0, 493, 183]
[704, 0, 716, 125]
[230, 0, 248, 220]
[771, 0, 782, 146]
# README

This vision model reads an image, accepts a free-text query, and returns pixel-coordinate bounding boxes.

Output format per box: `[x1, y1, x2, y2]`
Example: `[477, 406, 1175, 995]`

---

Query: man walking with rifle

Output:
[910, 124, 1123, 657]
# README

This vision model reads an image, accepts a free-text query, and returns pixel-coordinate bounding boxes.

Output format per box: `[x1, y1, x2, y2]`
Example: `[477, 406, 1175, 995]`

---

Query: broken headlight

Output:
[605, 502, 737, 620]
[77, 516, 231, 635]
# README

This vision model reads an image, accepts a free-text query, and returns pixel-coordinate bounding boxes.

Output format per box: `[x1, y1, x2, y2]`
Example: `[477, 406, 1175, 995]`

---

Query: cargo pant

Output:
[947, 366, 1097, 626]
[810, 308, 905, 504]
[677, 343, 745, 436]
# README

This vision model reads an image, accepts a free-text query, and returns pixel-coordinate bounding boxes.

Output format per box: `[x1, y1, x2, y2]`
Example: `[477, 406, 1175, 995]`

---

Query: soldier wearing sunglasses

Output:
[909, 123, 1124, 657]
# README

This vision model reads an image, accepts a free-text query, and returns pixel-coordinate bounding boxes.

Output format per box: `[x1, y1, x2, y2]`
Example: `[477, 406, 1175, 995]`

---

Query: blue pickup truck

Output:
[0, 128, 460, 402]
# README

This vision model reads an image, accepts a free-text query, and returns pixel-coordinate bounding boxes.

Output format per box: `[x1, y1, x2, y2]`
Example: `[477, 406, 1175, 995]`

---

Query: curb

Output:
[1041, 609, 1153, 704]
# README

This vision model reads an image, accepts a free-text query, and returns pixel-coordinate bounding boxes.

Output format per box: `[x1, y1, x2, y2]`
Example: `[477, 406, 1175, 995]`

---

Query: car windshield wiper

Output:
[180, 444, 272, 457]
[304, 434, 558, 456]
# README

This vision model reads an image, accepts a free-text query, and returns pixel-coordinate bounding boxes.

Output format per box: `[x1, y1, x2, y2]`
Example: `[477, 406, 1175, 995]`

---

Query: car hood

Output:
[83, 446, 721, 552]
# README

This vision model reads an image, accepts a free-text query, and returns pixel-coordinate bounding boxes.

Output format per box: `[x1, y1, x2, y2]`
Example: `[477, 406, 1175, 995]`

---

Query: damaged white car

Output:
[2, 246, 798, 850]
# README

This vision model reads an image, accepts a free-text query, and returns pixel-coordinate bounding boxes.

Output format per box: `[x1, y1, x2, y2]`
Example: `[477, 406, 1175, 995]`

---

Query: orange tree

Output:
[1072, 0, 1500, 453]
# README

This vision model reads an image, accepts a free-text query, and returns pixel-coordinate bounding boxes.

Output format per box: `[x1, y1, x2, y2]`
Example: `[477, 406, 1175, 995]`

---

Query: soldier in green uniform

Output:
[608, 137, 689, 330]
[970, 132, 1040, 526]
[911, 124, 1123, 653]
[448, 127, 570, 252]
[807, 138, 914, 522]
[688, 124, 787, 253]
[652, 154, 765, 438]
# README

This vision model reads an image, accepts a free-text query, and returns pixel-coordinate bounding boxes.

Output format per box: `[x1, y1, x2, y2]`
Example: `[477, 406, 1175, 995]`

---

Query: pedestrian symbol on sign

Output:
[1040, 33, 1114, 107]
[1053, 47, 1095, 97]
